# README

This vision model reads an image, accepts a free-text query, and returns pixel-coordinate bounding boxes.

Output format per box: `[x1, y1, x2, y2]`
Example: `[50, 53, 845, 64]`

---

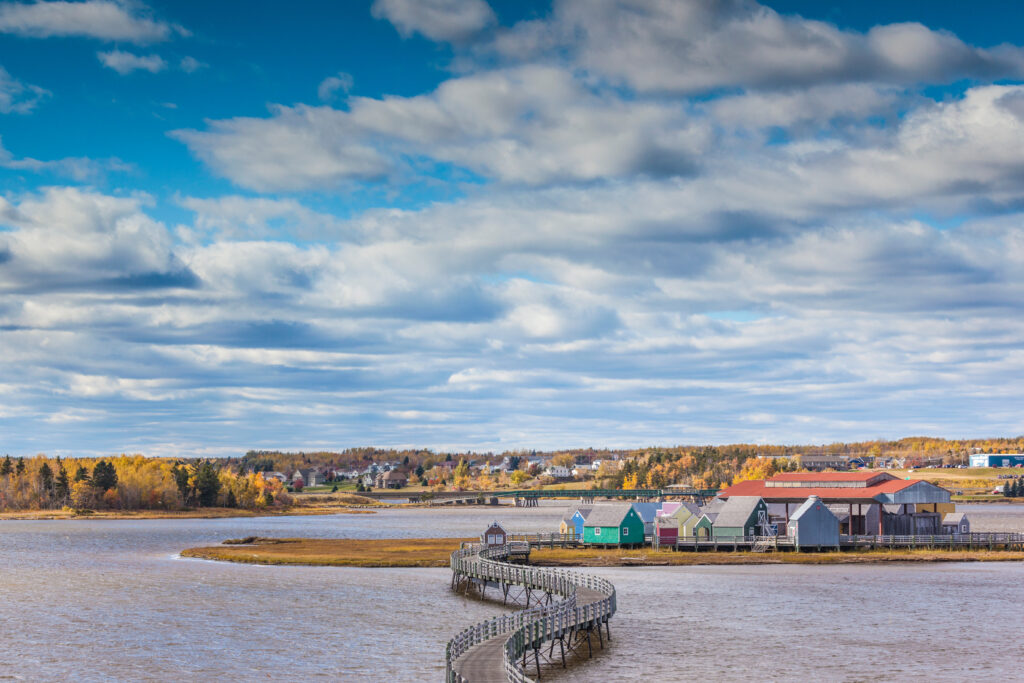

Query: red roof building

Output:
[718, 471, 951, 535]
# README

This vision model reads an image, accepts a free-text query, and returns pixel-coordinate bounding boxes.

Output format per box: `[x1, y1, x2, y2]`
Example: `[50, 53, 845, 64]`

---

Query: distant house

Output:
[583, 504, 644, 546]
[375, 470, 408, 489]
[482, 521, 507, 547]
[545, 465, 572, 479]
[942, 512, 970, 534]
[788, 495, 840, 550]
[292, 469, 323, 487]
[259, 471, 287, 483]
[798, 454, 851, 471]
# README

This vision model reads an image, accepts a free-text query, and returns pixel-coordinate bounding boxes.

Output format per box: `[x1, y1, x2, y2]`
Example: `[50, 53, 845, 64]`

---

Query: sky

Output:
[2, 0, 1024, 458]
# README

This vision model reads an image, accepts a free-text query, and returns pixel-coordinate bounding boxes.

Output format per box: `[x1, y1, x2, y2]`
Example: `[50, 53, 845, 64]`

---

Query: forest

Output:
[1, 436, 1021, 512]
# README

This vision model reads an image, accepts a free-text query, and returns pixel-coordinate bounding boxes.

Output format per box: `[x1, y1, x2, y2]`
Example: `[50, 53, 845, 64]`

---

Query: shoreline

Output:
[180, 537, 1024, 568]
[0, 505, 379, 521]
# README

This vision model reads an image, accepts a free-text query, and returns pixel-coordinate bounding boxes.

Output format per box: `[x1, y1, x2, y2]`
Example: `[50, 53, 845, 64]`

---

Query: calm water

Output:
[0, 503, 1021, 682]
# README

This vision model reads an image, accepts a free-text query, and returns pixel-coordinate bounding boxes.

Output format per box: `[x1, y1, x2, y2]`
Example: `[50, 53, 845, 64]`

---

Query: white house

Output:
[545, 465, 572, 479]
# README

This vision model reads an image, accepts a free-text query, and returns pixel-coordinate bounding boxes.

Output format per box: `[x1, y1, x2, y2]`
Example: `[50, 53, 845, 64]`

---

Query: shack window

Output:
[623, 527, 629, 536]
[595, 527, 601, 536]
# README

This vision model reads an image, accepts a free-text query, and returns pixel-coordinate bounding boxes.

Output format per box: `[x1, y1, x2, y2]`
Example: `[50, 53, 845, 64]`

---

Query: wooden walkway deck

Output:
[446, 540, 616, 683]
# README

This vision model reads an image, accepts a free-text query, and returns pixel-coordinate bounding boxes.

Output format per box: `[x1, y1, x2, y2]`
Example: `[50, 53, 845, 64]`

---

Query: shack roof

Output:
[771, 472, 883, 483]
[791, 496, 835, 521]
[562, 506, 593, 523]
[583, 503, 634, 528]
[942, 512, 967, 525]
[712, 496, 764, 528]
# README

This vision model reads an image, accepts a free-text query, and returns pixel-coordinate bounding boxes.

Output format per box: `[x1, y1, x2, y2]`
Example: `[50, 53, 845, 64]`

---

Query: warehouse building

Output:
[969, 454, 1024, 468]
[718, 471, 952, 535]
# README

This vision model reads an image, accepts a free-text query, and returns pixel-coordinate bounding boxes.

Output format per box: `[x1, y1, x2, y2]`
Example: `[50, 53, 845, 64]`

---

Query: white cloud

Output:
[179, 56, 204, 73]
[0, 0, 179, 43]
[487, 0, 1024, 94]
[171, 104, 392, 191]
[0, 65, 50, 113]
[371, 0, 495, 42]
[317, 71, 353, 102]
[0, 135, 131, 181]
[97, 49, 166, 74]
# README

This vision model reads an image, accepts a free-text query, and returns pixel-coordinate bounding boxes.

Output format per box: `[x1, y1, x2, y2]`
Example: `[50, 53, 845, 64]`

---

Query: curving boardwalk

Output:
[445, 541, 616, 683]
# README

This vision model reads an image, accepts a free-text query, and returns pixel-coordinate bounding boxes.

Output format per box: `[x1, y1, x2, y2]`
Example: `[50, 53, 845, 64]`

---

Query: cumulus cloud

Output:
[179, 56, 204, 73]
[371, 0, 495, 42]
[97, 49, 166, 74]
[0, 0, 181, 43]
[487, 0, 1024, 94]
[0, 65, 50, 113]
[317, 71, 353, 102]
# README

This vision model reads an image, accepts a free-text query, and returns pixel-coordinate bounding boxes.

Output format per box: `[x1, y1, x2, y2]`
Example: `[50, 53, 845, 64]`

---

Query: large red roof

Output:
[770, 471, 887, 482]
[720, 477, 919, 502]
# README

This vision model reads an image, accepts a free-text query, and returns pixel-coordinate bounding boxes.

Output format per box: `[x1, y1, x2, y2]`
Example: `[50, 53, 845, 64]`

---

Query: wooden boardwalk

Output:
[446, 540, 616, 683]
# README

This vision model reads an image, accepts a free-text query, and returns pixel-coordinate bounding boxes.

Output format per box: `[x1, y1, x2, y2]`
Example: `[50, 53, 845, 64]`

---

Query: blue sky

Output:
[2, 0, 1024, 457]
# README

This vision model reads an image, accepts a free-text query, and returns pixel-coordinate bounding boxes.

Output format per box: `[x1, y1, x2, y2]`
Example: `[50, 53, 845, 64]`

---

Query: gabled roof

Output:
[630, 502, 660, 523]
[771, 471, 889, 483]
[942, 512, 967, 525]
[562, 506, 593, 523]
[380, 470, 407, 480]
[791, 496, 835, 521]
[583, 503, 634, 527]
[712, 496, 764, 528]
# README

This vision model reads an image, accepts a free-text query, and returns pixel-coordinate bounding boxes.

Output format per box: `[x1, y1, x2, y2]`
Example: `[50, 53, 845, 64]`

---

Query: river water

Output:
[0, 503, 1021, 682]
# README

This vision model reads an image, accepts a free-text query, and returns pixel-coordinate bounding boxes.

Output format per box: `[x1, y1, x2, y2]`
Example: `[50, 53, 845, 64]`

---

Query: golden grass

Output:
[181, 537, 474, 567]
[530, 547, 1024, 566]
[181, 537, 1024, 568]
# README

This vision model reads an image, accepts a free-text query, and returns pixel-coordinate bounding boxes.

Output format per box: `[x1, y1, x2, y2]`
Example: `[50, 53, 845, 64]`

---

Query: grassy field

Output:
[182, 537, 473, 567]
[886, 467, 1023, 495]
[181, 537, 1024, 568]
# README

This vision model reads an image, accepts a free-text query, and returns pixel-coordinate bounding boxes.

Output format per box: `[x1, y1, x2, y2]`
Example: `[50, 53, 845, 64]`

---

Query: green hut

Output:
[582, 504, 645, 546]
[711, 496, 768, 538]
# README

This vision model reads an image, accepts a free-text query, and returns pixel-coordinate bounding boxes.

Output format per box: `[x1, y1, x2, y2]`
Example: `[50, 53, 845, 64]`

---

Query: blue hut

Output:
[559, 505, 593, 540]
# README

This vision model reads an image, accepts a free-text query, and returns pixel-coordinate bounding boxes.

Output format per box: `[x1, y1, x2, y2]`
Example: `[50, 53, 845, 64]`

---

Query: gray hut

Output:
[788, 495, 839, 550]
[941, 512, 969, 534]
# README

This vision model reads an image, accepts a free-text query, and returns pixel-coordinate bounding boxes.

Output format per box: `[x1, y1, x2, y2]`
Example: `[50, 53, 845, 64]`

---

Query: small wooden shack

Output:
[583, 504, 645, 547]
[788, 495, 839, 550]
[941, 511, 969, 534]
[481, 521, 508, 548]
[655, 502, 700, 545]
[559, 506, 592, 540]
[711, 496, 769, 538]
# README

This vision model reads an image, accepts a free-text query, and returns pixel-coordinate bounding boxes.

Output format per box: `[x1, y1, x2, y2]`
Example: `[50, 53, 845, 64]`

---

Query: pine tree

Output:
[0, 455, 11, 475]
[1005, 479, 1015, 498]
[54, 462, 70, 503]
[91, 460, 117, 492]
[38, 461, 53, 494]
[73, 465, 90, 482]
[15, 457, 24, 475]
[193, 461, 221, 507]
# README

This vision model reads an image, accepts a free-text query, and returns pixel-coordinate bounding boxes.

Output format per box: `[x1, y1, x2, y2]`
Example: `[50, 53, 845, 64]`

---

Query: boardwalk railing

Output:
[446, 540, 616, 683]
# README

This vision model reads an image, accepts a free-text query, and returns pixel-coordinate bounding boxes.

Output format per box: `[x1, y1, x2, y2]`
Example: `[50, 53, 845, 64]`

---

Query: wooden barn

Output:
[481, 521, 507, 548]
[788, 495, 840, 550]
[583, 504, 645, 547]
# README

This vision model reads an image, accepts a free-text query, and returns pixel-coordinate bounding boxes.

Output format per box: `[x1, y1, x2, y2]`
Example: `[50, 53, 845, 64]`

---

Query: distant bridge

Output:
[358, 487, 719, 505]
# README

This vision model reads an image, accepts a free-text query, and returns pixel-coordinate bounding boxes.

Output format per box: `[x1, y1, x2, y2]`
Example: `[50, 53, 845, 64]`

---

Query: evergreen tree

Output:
[73, 465, 90, 482]
[415, 465, 424, 478]
[445, 454, 452, 462]
[0, 455, 11, 475]
[15, 457, 25, 475]
[91, 460, 118, 492]
[1004, 479, 1015, 498]
[193, 461, 221, 507]
[54, 461, 70, 502]
[225, 489, 237, 508]
[38, 461, 53, 494]
[171, 464, 191, 504]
